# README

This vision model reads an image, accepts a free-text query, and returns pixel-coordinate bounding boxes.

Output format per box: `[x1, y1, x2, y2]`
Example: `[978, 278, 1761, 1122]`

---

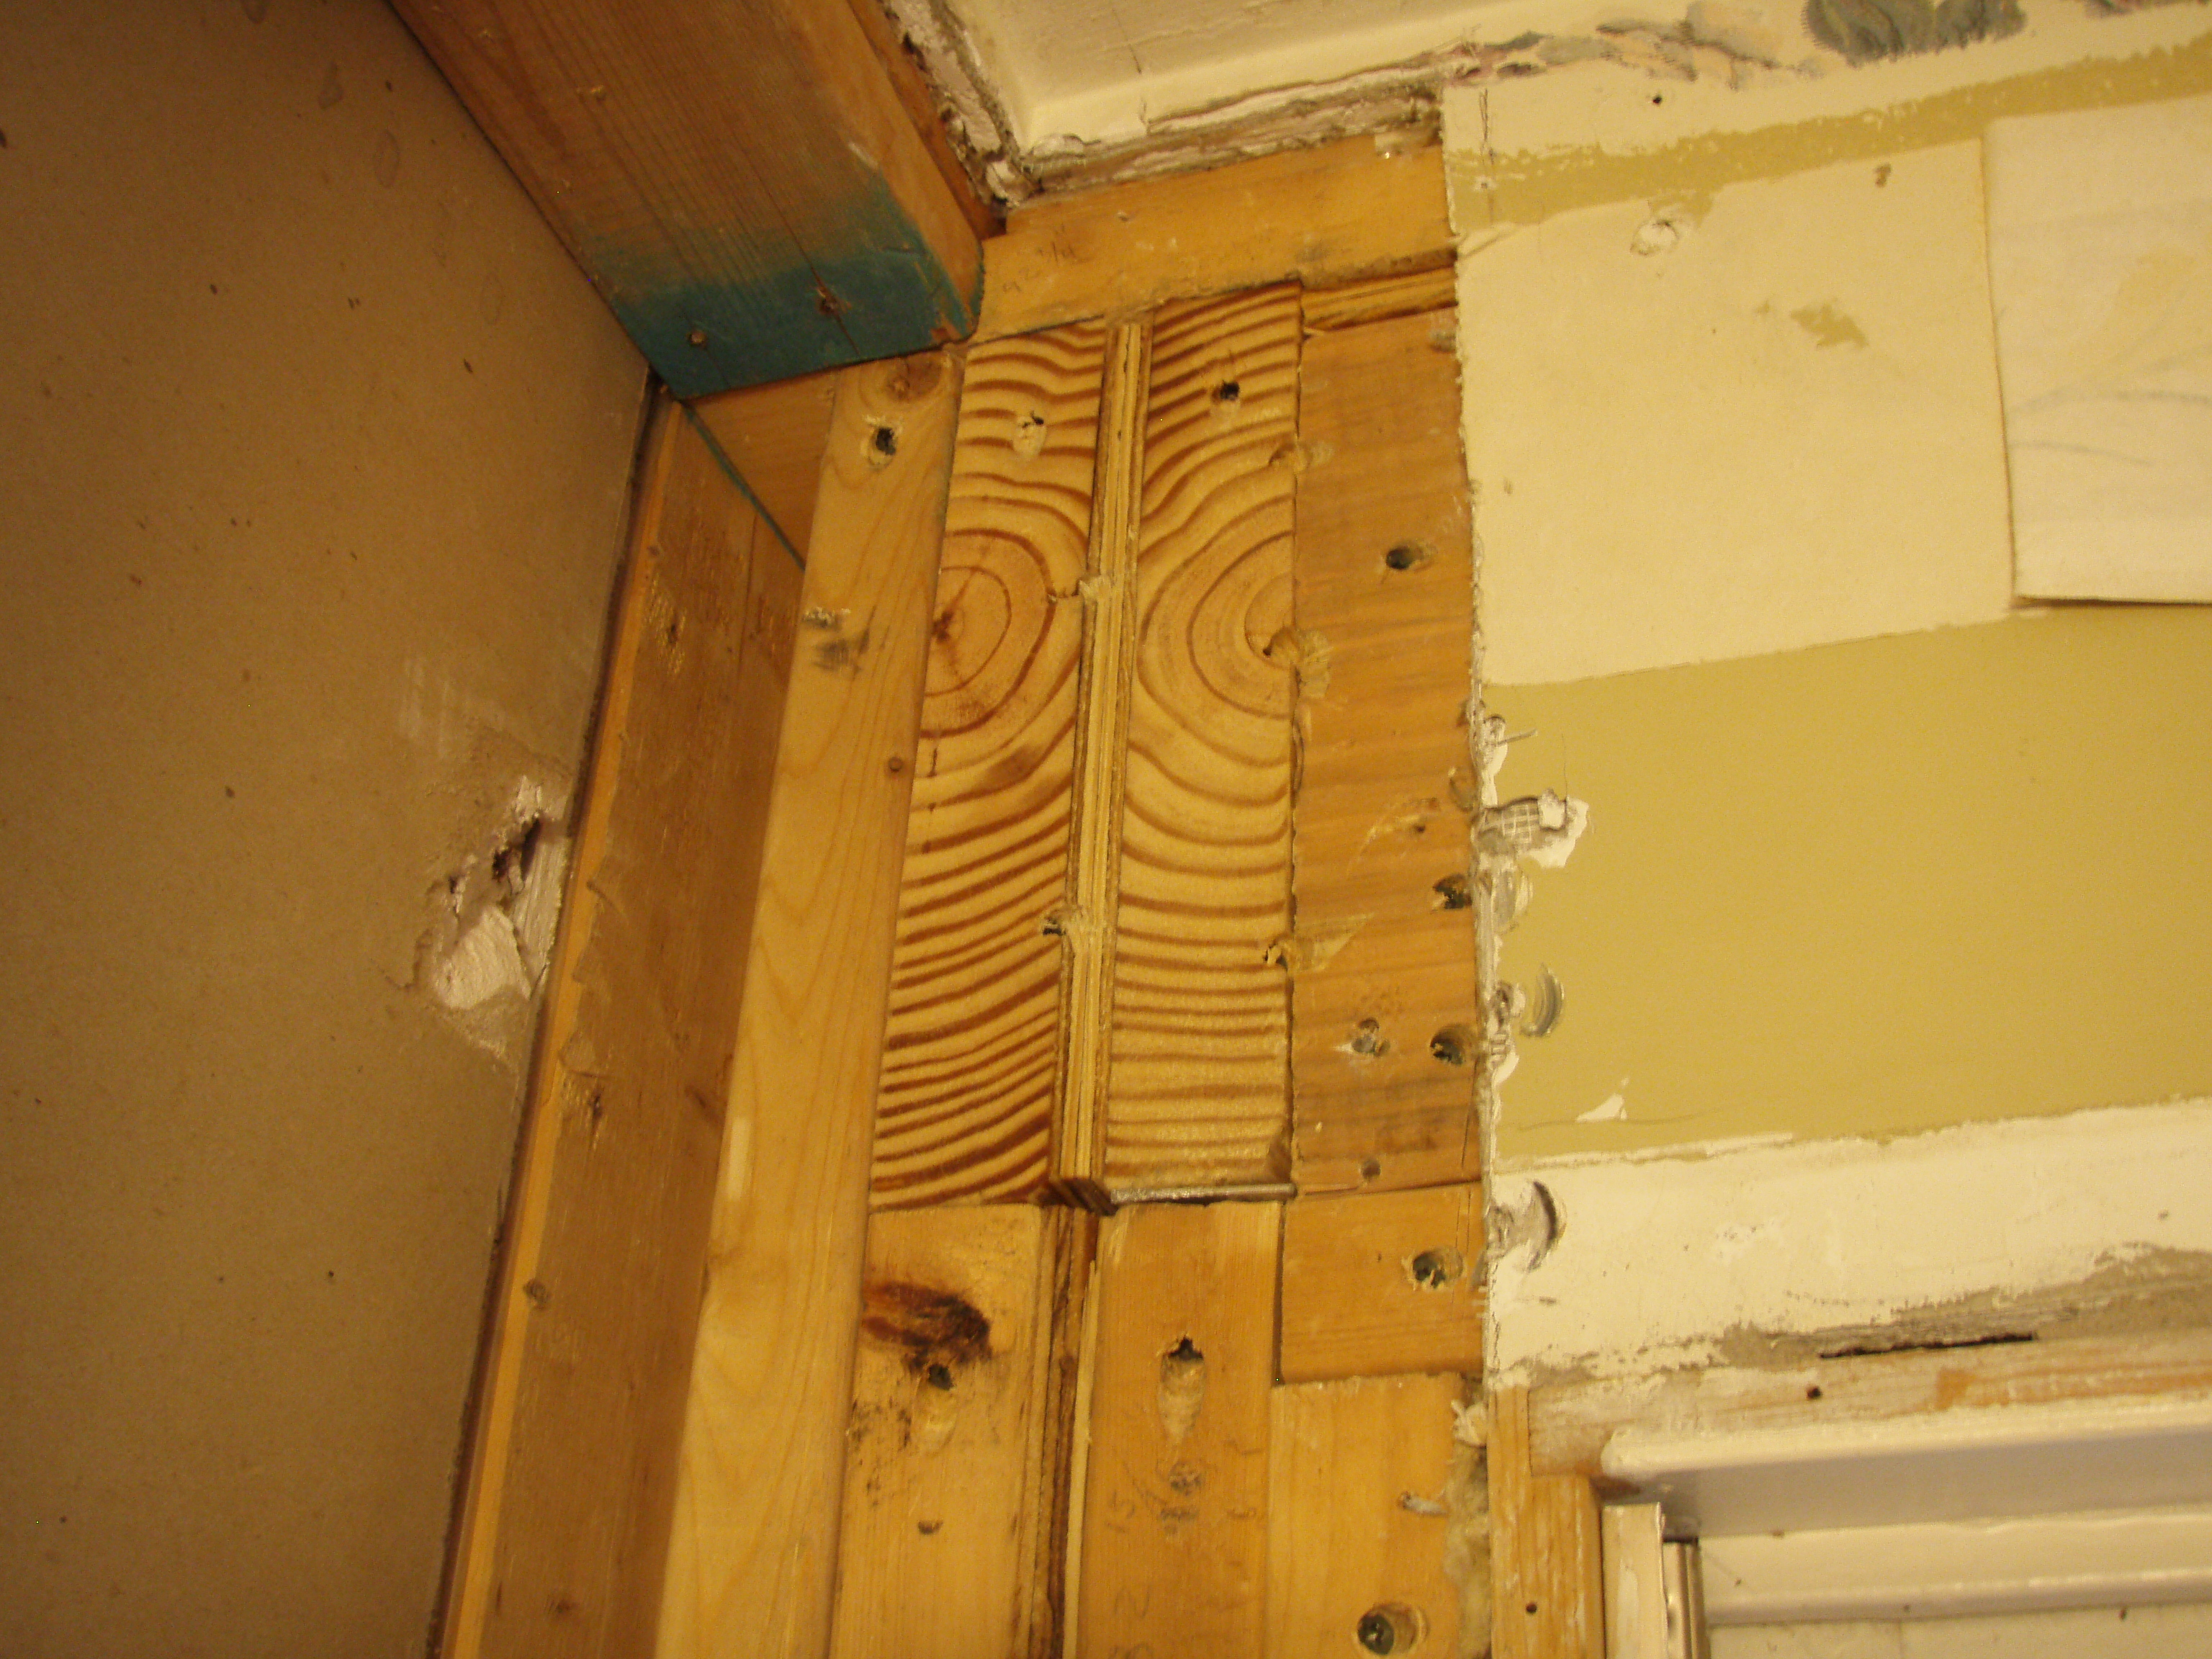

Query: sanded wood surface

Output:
[1280, 1184, 1485, 1385]
[830, 1204, 1095, 1659]
[655, 351, 959, 1659]
[1052, 322, 1152, 1209]
[979, 136, 1453, 342]
[440, 398, 799, 1659]
[688, 373, 840, 559]
[1491, 1385, 1604, 1659]
[1267, 1375, 1467, 1659]
[1106, 287, 1300, 1195]
[1302, 266, 1460, 334]
[392, 0, 979, 396]
[868, 323, 1110, 1208]
[1290, 304, 1480, 1196]
[1529, 1325, 2212, 1480]
[1076, 1200, 1280, 1659]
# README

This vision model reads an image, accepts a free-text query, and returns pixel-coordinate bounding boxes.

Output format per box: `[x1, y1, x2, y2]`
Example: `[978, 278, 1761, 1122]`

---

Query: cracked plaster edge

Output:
[1483, 1095, 2212, 1388]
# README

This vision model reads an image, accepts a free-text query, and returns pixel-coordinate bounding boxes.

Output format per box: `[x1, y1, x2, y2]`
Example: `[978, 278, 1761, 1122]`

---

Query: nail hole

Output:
[886, 755, 905, 775]
[1431, 1025, 1476, 1066]
[1360, 1157, 1382, 1182]
[925, 1362, 954, 1390]
[1432, 872, 1473, 910]
[1159, 1336, 1208, 1439]
[1358, 1603, 1425, 1654]
[1807, 1385, 1824, 1401]
[1408, 1248, 1465, 1290]
[1525, 1601, 1539, 1617]
[1216, 379, 1241, 403]
[685, 328, 708, 349]
[1384, 541, 1432, 572]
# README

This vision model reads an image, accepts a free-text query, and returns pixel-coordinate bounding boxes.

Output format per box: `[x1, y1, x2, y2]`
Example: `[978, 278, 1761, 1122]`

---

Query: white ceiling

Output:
[941, 0, 1514, 150]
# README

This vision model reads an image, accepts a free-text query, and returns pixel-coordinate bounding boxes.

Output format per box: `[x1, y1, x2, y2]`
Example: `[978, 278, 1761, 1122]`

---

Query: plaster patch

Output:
[413, 774, 572, 1069]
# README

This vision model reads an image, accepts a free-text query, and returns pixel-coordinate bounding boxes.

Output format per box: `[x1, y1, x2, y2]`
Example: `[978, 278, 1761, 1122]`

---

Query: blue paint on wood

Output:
[597, 176, 979, 399]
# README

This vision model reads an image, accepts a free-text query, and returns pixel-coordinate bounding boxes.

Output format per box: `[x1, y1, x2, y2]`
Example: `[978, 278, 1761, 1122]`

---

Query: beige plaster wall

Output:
[0, 4, 644, 1653]
[1449, 38, 2212, 1168]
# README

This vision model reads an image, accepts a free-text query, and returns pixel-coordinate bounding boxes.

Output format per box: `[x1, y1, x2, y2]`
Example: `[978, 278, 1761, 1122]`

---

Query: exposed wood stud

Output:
[655, 349, 961, 1659]
[1491, 1386, 1605, 1659]
[439, 395, 799, 1659]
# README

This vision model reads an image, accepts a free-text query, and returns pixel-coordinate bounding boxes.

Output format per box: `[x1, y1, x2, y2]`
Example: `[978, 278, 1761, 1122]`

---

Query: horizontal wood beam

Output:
[979, 135, 1454, 342]
[394, 0, 982, 396]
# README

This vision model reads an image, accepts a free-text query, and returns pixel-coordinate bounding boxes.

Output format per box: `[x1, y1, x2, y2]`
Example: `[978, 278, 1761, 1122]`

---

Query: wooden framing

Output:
[391, 0, 983, 397]
[979, 134, 1456, 342]
[438, 395, 801, 1659]
[653, 351, 961, 1659]
[1491, 1385, 1606, 1659]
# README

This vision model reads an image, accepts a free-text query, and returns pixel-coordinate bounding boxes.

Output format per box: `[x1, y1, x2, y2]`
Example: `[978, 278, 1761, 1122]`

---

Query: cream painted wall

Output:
[0, 4, 643, 1653]
[1452, 46, 2212, 1172]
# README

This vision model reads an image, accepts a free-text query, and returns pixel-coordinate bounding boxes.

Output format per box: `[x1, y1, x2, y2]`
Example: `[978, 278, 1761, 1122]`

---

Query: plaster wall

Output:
[1447, 24, 2212, 1368]
[0, 4, 644, 1653]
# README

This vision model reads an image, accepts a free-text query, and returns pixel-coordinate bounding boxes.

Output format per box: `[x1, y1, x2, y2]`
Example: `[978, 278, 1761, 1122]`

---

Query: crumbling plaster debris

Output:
[411, 774, 572, 1069]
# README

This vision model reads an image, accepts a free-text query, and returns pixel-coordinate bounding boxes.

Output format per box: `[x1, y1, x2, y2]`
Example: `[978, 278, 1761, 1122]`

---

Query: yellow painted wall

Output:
[1452, 29, 2212, 1166]
[0, 3, 643, 1652]
[1491, 608, 2212, 1161]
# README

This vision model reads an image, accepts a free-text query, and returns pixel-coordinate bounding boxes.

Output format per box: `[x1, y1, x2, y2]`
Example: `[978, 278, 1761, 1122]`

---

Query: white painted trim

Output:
[1487, 1099, 2212, 1387]
[1700, 1508, 2212, 1624]
[1604, 1395, 2212, 1534]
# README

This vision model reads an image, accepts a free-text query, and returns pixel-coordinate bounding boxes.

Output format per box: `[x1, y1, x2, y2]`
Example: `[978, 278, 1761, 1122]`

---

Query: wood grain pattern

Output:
[979, 136, 1453, 343]
[392, 0, 979, 396]
[440, 396, 799, 1659]
[1279, 1184, 1485, 1384]
[1290, 305, 1480, 1196]
[868, 323, 1108, 1208]
[830, 1204, 1096, 1659]
[1054, 321, 1151, 1209]
[654, 350, 959, 1659]
[1301, 266, 1459, 334]
[1267, 1375, 1467, 1659]
[1491, 1385, 1604, 1659]
[1528, 1325, 2212, 1481]
[688, 372, 840, 559]
[1106, 286, 1300, 1195]
[1075, 1201, 1280, 1659]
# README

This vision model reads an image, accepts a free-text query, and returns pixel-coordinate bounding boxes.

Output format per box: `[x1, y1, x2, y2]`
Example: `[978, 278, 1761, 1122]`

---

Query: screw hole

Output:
[1408, 1248, 1465, 1290]
[925, 1362, 954, 1390]
[1216, 379, 1241, 403]
[1360, 1157, 1382, 1182]
[1430, 1025, 1476, 1066]
[1432, 872, 1473, 910]
[1358, 1602, 1425, 1653]
[872, 425, 898, 457]
[1384, 542, 1432, 572]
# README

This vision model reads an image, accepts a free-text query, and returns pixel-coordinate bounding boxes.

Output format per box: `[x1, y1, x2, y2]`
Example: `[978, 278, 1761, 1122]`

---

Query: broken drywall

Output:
[1486, 1098, 2212, 1386]
[412, 773, 574, 1069]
